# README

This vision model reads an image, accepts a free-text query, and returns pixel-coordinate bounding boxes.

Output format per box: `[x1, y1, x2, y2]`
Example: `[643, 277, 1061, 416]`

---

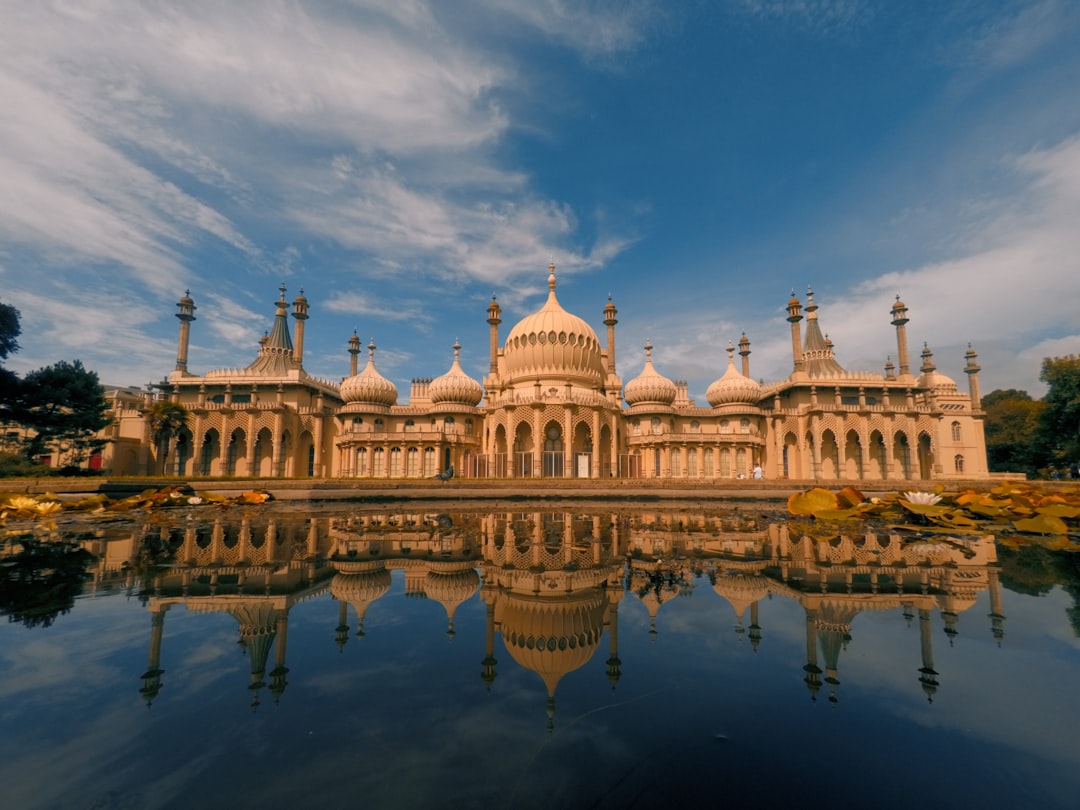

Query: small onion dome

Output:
[624, 341, 677, 406]
[706, 343, 763, 406]
[502, 264, 605, 387]
[917, 343, 958, 393]
[330, 562, 392, 634]
[428, 341, 483, 406]
[340, 340, 398, 406]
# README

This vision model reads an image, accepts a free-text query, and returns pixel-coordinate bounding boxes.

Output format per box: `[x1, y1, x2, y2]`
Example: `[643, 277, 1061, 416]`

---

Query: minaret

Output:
[486, 295, 501, 376]
[803, 607, 822, 701]
[918, 608, 940, 702]
[964, 344, 982, 410]
[786, 291, 804, 373]
[604, 294, 618, 375]
[988, 566, 1006, 646]
[739, 332, 751, 378]
[174, 290, 196, 372]
[291, 288, 309, 365]
[920, 342, 935, 374]
[481, 598, 497, 691]
[891, 295, 911, 378]
[605, 601, 622, 692]
[348, 331, 361, 377]
[139, 607, 168, 706]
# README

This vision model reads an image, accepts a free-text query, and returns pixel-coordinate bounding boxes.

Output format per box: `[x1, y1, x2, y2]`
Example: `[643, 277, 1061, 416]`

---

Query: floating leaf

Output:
[1036, 504, 1080, 519]
[898, 500, 952, 517]
[787, 488, 838, 516]
[1013, 514, 1069, 535]
[836, 487, 865, 509]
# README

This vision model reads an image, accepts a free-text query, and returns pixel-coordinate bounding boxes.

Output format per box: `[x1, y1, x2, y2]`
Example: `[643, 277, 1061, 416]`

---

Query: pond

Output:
[2, 502, 1080, 809]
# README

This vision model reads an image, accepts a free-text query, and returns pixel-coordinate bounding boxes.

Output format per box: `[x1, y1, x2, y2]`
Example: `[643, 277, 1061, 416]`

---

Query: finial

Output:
[548, 260, 556, 292]
[453, 339, 461, 359]
[368, 339, 376, 360]
[644, 340, 652, 360]
[727, 341, 735, 362]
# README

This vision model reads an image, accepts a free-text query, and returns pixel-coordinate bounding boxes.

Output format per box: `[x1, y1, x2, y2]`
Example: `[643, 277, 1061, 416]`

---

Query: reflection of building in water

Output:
[112, 509, 1005, 715]
[135, 515, 335, 707]
[478, 511, 624, 731]
[107, 269, 989, 481]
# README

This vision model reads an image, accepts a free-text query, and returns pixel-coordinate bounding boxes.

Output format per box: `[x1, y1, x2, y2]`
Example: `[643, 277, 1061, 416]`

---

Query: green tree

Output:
[982, 388, 1044, 475]
[1037, 355, 1080, 466]
[13, 360, 111, 467]
[0, 301, 21, 420]
[147, 400, 189, 474]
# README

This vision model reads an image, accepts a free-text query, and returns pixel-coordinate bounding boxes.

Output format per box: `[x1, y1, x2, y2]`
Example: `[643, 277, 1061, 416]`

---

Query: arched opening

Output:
[423, 447, 436, 477]
[671, 447, 682, 477]
[513, 422, 533, 477]
[954, 454, 965, 474]
[820, 430, 839, 479]
[226, 428, 247, 476]
[389, 447, 402, 477]
[296, 431, 314, 478]
[918, 432, 933, 480]
[200, 429, 221, 477]
[542, 421, 564, 477]
[893, 431, 911, 479]
[869, 430, 886, 479]
[573, 421, 592, 477]
[406, 447, 419, 477]
[372, 447, 385, 477]
[951, 421, 962, 442]
[599, 424, 612, 478]
[175, 429, 193, 476]
[356, 447, 368, 477]
[278, 431, 292, 477]
[494, 424, 508, 477]
[844, 430, 862, 480]
[255, 428, 274, 477]
[720, 447, 731, 478]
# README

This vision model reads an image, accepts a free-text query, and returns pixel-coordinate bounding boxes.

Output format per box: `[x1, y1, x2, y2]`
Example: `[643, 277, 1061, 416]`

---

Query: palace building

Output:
[107, 264, 989, 481]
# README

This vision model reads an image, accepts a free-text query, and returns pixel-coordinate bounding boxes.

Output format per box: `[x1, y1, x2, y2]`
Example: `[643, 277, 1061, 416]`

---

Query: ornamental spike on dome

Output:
[624, 340, 677, 406]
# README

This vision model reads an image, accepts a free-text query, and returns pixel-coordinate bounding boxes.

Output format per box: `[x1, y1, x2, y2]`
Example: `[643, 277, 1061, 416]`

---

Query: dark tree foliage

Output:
[998, 544, 1080, 638]
[1037, 355, 1080, 464]
[0, 300, 19, 362]
[982, 388, 1044, 475]
[147, 400, 190, 474]
[0, 301, 21, 419]
[13, 359, 111, 465]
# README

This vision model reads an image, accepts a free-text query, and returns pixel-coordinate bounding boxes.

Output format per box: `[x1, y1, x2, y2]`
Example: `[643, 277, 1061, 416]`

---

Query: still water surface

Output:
[2, 503, 1080, 809]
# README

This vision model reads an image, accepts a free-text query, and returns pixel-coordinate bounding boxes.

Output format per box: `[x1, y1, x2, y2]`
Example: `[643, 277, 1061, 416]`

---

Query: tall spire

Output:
[174, 290, 196, 373]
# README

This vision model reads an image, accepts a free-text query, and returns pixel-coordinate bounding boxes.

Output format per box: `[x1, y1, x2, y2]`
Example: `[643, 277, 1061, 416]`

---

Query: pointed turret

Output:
[174, 290, 196, 373]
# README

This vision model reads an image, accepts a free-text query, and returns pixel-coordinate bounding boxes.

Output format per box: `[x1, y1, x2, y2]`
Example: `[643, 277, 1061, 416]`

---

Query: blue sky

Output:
[2, 0, 1079, 401]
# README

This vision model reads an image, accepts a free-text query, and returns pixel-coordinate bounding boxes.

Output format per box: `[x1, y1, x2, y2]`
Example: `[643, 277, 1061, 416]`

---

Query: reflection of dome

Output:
[624, 342, 677, 406]
[711, 572, 769, 621]
[429, 341, 483, 406]
[706, 347, 762, 406]
[498, 591, 607, 696]
[502, 265, 605, 388]
[340, 341, 398, 407]
[330, 562, 392, 632]
[425, 563, 480, 633]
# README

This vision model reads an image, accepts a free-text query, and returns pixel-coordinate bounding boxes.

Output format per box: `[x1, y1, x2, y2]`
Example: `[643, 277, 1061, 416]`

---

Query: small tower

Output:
[604, 294, 618, 375]
[348, 331, 361, 377]
[291, 288, 309, 365]
[786, 291, 804, 373]
[891, 295, 911, 378]
[964, 344, 982, 410]
[920, 342, 935, 374]
[738, 332, 751, 378]
[486, 295, 501, 376]
[174, 290, 196, 373]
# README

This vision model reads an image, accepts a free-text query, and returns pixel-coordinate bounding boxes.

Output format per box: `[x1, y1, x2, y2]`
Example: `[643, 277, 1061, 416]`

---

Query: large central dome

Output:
[502, 265, 605, 387]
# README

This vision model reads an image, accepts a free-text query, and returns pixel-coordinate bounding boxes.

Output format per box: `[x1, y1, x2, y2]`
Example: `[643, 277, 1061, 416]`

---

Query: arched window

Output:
[740, 418, 751, 434]
[373, 447, 385, 477]
[465, 419, 474, 435]
[356, 448, 367, 477]
[951, 421, 961, 442]
[374, 418, 384, 430]
[671, 448, 681, 477]
[423, 447, 436, 476]
[631, 419, 641, 437]
[703, 448, 714, 477]
[407, 447, 419, 476]
[720, 420, 731, 434]
[954, 454, 965, 473]
[687, 448, 698, 476]
[650, 417, 662, 435]
[389, 447, 402, 477]
[690, 420, 700, 433]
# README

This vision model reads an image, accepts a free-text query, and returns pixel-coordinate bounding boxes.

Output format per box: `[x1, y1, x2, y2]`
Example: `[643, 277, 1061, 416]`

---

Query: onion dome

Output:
[917, 343, 958, 393]
[624, 341, 677, 406]
[428, 341, 483, 406]
[340, 340, 398, 406]
[502, 263, 605, 387]
[706, 343, 763, 406]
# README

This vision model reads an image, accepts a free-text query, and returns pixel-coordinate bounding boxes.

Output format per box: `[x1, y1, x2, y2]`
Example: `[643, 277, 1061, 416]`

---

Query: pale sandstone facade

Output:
[112, 266, 988, 481]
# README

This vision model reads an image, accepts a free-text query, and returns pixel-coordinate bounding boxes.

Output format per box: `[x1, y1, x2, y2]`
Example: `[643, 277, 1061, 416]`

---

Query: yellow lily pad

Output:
[787, 488, 838, 516]
[1013, 514, 1069, 535]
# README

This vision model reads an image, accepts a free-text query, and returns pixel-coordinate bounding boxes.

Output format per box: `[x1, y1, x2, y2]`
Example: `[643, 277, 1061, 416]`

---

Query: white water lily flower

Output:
[187, 496, 203, 505]
[33, 501, 62, 515]
[902, 491, 942, 505]
[6, 496, 40, 511]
